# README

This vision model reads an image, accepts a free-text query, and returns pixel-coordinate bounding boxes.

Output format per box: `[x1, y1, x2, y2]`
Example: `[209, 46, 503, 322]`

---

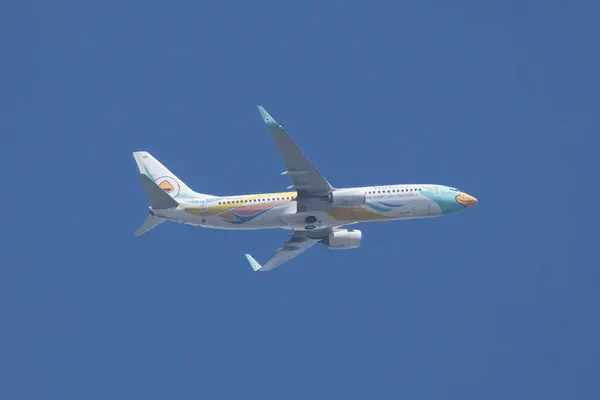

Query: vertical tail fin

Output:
[133, 151, 213, 200]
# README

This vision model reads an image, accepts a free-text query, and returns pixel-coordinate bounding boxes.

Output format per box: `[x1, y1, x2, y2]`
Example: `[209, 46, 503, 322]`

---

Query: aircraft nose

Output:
[456, 193, 478, 208]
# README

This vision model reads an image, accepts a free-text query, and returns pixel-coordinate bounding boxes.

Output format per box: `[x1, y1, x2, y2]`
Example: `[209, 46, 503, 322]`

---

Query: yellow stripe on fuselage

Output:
[183, 191, 297, 216]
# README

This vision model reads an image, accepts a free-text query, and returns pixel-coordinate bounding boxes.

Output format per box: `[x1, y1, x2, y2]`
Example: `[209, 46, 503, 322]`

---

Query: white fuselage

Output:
[152, 184, 473, 232]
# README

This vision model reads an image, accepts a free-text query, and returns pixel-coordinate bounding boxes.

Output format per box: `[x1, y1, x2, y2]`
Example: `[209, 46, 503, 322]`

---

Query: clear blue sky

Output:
[1, 1, 597, 399]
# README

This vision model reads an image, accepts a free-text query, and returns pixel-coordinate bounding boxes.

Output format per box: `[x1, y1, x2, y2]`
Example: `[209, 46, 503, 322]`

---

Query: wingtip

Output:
[245, 254, 263, 272]
[257, 105, 278, 126]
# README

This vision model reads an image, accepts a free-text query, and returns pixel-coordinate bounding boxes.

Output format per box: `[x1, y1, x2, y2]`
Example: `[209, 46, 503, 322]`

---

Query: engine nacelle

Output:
[328, 188, 366, 208]
[324, 229, 362, 249]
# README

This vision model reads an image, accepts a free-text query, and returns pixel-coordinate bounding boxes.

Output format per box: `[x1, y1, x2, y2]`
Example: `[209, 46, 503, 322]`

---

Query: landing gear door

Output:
[280, 213, 325, 231]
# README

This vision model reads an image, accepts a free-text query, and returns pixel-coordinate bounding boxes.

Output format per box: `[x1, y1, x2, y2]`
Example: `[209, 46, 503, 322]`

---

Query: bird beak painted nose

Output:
[456, 193, 478, 208]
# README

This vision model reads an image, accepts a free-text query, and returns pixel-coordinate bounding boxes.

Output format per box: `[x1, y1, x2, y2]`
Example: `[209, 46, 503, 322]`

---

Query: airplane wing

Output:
[258, 106, 333, 197]
[244, 230, 328, 272]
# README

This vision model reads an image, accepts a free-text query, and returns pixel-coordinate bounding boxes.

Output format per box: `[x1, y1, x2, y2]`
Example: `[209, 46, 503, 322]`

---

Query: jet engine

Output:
[323, 229, 362, 249]
[328, 188, 366, 208]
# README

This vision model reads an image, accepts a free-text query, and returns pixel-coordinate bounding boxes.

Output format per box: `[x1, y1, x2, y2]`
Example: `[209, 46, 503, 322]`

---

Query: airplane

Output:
[133, 106, 478, 271]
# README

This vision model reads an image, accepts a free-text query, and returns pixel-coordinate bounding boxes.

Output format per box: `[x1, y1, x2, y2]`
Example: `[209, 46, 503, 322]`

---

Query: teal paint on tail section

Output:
[133, 151, 216, 201]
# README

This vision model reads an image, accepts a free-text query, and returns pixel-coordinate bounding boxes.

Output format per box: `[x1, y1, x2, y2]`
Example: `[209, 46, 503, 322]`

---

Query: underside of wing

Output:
[258, 106, 333, 197]
[244, 230, 331, 271]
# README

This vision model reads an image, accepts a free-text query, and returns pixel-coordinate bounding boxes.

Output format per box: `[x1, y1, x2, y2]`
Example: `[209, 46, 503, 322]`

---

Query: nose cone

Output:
[456, 193, 478, 208]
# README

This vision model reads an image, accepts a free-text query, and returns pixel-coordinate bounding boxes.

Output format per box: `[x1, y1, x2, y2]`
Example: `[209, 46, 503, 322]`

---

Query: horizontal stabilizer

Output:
[135, 215, 166, 236]
[139, 174, 179, 209]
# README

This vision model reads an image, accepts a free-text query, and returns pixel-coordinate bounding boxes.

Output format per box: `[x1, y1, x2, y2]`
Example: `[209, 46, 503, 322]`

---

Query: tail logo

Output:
[159, 180, 174, 193]
[155, 176, 180, 197]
